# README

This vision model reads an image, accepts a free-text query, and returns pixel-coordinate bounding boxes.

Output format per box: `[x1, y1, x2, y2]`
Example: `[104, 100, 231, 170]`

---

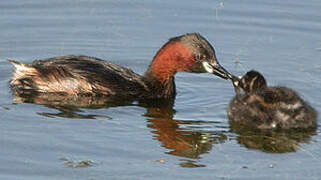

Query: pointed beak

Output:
[202, 61, 233, 80]
[231, 75, 241, 87]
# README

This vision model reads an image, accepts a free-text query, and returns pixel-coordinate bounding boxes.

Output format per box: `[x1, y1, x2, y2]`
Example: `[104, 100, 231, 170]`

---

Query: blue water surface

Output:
[1, 0, 321, 179]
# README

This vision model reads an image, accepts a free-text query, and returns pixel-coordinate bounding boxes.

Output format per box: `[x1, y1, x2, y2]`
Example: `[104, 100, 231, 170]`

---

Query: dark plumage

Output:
[228, 70, 317, 130]
[8, 33, 232, 101]
[9, 56, 148, 98]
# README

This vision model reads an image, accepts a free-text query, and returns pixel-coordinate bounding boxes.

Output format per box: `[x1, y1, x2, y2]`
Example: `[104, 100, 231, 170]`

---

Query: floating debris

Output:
[1, 106, 10, 110]
[156, 159, 165, 164]
[147, 159, 166, 164]
[60, 157, 95, 168]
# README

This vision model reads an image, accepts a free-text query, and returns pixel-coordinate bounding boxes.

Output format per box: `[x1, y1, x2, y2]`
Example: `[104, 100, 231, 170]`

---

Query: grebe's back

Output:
[9, 55, 148, 98]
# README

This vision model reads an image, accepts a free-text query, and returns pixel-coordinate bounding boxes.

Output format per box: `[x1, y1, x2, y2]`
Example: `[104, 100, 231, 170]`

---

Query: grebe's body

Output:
[9, 55, 151, 99]
[228, 70, 317, 130]
[8, 33, 232, 100]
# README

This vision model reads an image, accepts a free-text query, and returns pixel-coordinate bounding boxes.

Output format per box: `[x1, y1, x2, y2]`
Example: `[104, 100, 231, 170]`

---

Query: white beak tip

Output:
[202, 61, 214, 73]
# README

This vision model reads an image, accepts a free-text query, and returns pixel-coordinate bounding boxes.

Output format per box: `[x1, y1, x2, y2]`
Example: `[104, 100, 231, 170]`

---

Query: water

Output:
[1, 0, 321, 179]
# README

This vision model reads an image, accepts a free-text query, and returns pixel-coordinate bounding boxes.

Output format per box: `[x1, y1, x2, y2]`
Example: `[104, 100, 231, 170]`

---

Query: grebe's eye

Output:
[196, 54, 202, 60]
[196, 54, 207, 61]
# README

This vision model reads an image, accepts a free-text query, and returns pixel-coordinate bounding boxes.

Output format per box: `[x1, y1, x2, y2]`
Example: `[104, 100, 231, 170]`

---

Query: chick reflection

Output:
[230, 124, 316, 153]
[144, 103, 228, 159]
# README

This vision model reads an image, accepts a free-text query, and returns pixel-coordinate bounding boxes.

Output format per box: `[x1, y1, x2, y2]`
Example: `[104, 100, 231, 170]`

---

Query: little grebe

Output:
[228, 70, 317, 130]
[8, 33, 232, 100]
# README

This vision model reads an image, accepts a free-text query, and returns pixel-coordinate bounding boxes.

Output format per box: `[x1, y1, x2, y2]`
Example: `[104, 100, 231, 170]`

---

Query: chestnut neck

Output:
[143, 41, 194, 82]
[142, 41, 194, 98]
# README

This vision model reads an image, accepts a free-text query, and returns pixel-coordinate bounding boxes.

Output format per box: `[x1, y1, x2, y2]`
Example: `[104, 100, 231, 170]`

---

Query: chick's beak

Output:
[202, 61, 233, 80]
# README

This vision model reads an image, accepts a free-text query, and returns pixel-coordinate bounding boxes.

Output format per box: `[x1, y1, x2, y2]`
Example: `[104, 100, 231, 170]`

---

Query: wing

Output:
[10, 55, 148, 96]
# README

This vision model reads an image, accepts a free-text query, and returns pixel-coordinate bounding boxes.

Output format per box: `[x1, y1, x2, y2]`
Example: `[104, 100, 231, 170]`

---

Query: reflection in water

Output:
[12, 92, 230, 168]
[229, 123, 316, 153]
[12, 92, 317, 168]
[138, 99, 229, 166]
[13, 92, 133, 118]
[144, 103, 228, 162]
[179, 159, 206, 168]
[148, 117, 214, 159]
[13, 92, 134, 107]
[38, 105, 112, 119]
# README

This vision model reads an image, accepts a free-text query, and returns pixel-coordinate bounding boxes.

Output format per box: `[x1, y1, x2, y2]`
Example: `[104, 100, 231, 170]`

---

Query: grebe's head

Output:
[147, 33, 232, 82]
[233, 70, 267, 93]
[174, 33, 232, 80]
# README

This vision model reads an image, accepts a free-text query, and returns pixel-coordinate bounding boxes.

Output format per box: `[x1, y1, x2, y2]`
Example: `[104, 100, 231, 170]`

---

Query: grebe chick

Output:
[8, 33, 232, 100]
[228, 70, 317, 130]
